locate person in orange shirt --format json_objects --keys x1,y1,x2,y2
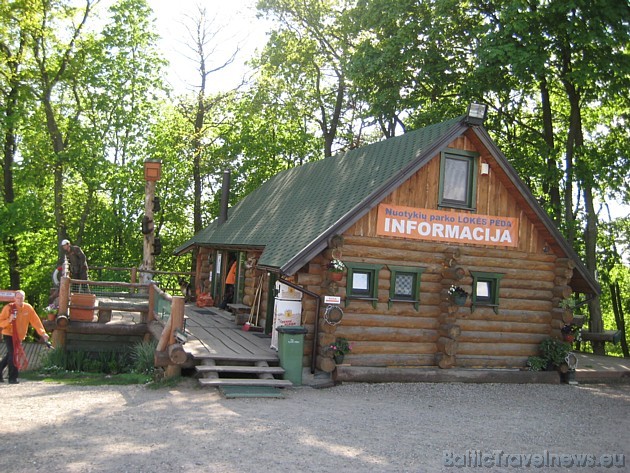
[
  {"x1": 219, "y1": 260, "x2": 237, "y2": 309},
  {"x1": 0, "y1": 290, "x2": 49, "y2": 384}
]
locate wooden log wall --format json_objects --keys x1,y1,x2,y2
[
  {"x1": 550, "y1": 258, "x2": 575, "y2": 334},
  {"x1": 236, "y1": 136, "x2": 572, "y2": 373},
  {"x1": 323, "y1": 235, "x2": 560, "y2": 370},
  {"x1": 436, "y1": 247, "x2": 464, "y2": 368},
  {"x1": 195, "y1": 247, "x2": 213, "y2": 294}
]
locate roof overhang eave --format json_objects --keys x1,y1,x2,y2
[{"x1": 470, "y1": 127, "x2": 601, "y2": 295}]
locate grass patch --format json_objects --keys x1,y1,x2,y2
[
  {"x1": 21, "y1": 371, "x2": 153, "y2": 386},
  {"x1": 22, "y1": 340, "x2": 181, "y2": 388}
]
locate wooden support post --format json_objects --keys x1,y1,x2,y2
[
  {"x1": 51, "y1": 329, "x2": 66, "y2": 348},
  {"x1": 58, "y1": 276, "x2": 70, "y2": 318},
  {"x1": 147, "y1": 283, "x2": 155, "y2": 322},
  {"x1": 168, "y1": 296, "x2": 185, "y2": 345}
]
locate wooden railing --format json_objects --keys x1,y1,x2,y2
[
  {"x1": 90, "y1": 266, "x2": 193, "y2": 295},
  {"x1": 51, "y1": 275, "x2": 189, "y2": 376}
]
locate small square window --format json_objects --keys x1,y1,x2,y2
[
  {"x1": 394, "y1": 273, "x2": 415, "y2": 298},
  {"x1": 471, "y1": 271, "x2": 504, "y2": 314},
  {"x1": 352, "y1": 271, "x2": 372, "y2": 296},
  {"x1": 388, "y1": 265, "x2": 425, "y2": 310},
  {"x1": 475, "y1": 280, "x2": 491, "y2": 300},
  {"x1": 344, "y1": 263, "x2": 382, "y2": 308}
]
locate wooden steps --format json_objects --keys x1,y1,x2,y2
[
  {"x1": 197, "y1": 365, "x2": 285, "y2": 375},
  {"x1": 195, "y1": 358, "x2": 292, "y2": 389},
  {"x1": 199, "y1": 378, "x2": 292, "y2": 388}
]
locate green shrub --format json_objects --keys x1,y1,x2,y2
[
  {"x1": 130, "y1": 339, "x2": 157, "y2": 374},
  {"x1": 527, "y1": 338, "x2": 571, "y2": 371},
  {"x1": 526, "y1": 356, "x2": 547, "y2": 372}
]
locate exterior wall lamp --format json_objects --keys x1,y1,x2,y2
[{"x1": 465, "y1": 103, "x2": 488, "y2": 126}]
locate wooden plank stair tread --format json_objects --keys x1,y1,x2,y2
[
  {"x1": 196, "y1": 365, "x2": 285, "y2": 374},
  {"x1": 198, "y1": 378, "x2": 292, "y2": 387},
  {"x1": 194, "y1": 353, "x2": 279, "y2": 362}
]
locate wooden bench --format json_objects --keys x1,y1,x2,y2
[
  {"x1": 227, "y1": 303, "x2": 251, "y2": 325},
  {"x1": 97, "y1": 301, "x2": 149, "y2": 323},
  {"x1": 66, "y1": 301, "x2": 149, "y2": 323},
  {"x1": 581, "y1": 330, "x2": 622, "y2": 344}
]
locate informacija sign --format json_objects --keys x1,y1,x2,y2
[{"x1": 376, "y1": 204, "x2": 519, "y2": 248}]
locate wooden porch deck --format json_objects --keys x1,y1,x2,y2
[
  {"x1": 182, "y1": 305, "x2": 278, "y2": 362},
  {"x1": 180, "y1": 305, "x2": 292, "y2": 388}
]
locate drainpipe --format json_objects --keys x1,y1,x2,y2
[
  {"x1": 278, "y1": 278, "x2": 321, "y2": 374},
  {"x1": 218, "y1": 169, "x2": 230, "y2": 225}
]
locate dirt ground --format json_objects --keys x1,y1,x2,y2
[{"x1": 0, "y1": 378, "x2": 628, "y2": 472}]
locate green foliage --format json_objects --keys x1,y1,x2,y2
[
  {"x1": 526, "y1": 356, "x2": 547, "y2": 372},
  {"x1": 130, "y1": 339, "x2": 157, "y2": 374},
  {"x1": 21, "y1": 371, "x2": 152, "y2": 386},
  {"x1": 527, "y1": 338, "x2": 572, "y2": 371},
  {"x1": 39, "y1": 347, "x2": 133, "y2": 375},
  {"x1": 328, "y1": 337, "x2": 352, "y2": 356}
]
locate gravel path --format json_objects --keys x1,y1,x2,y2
[{"x1": 0, "y1": 379, "x2": 628, "y2": 472}]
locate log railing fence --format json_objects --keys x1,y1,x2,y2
[{"x1": 49, "y1": 273, "x2": 188, "y2": 377}]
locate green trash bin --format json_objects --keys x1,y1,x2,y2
[{"x1": 276, "y1": 326, "x2": 308, "y2": 385}]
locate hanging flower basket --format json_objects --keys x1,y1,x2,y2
[
  {"x1": 329, "y1": 337, "x2": 352, "y2": 365},
  {"x1": 326, "y1": 258, "x2": 345, "y2": 281},
  {"x1": 329, "y1": 271, "x2": 343, "y2": 281},
  {"x1": 448, "y1": 285, "x2": 468, "y2": 306}
]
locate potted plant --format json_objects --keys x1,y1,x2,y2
[
  {"x1": 329, "y1": 337, "x2": 352, "y2": 364},
  {"x1": 326, "y1": 258, "x2": 345, "y2": 281},
  {"x1": 561, "y1": 323, "x2": 580, "y2": 343},
  {"x1": 528, "y1": 337, "x2": 571, "y2": 371},
  {"x1": 44, "y1": 305, "x2": 58, "y2": 321},
  {"x1": 448, "y1": 285, "x2": 468, "y2": 306}
]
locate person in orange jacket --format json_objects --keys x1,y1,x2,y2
[
  {"x1": 0, "y1": 290, "x2": 49, "y2": 384},
  {"x1": 219, "y1": 260, "x2": 237, "y2": 309}
]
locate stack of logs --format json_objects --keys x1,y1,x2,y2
[
  {"x1": 551, "y1": 258, "x2": 576, "y2": 334},
  {"x1": 436, "y1": 247, "x2": 465, "y2": 369},
  {"x1": 317, "y1": 250, "x2": 342, "y2": 373}
]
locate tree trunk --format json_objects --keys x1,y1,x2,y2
[{"x1": 610, "y1": 282, "x2": 629, "y2": 357}]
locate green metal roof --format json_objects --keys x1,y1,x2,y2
[
  {"x1": 174, "y1": 113, "x2": 599, "y2": 294},
  {"x1": 175, "y1": 116, "x2": 467, "y2": 273}
]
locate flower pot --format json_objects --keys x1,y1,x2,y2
[
  {"x1": 47, "y1": 313, "x2": 56, "y2": 321},
  {"x1": 562, "y1": 334, "x2": 575, "y2": 343},
  {"x1": 333, "y1": 354, "x2": 345, "y2": 365},
  {"x1": 451, "y1": 294, "x2": 467, "y2": 306},
  {"x1": 70, "y1": 293, "x2": 96, "y2": 322},
  {"x1": 329, "y1": 271, "x2": 343, "y2": 282}
]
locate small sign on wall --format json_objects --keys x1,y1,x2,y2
[{"x1": 324, "y1": 296, "x2": 341, "y2": 305}]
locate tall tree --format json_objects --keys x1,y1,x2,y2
[
  {"x1": 474, "y1": 0, "x2": 630, "y2": 353},
  {"x1": 0, "y1": 0, "x2": 32, "y2": 288},
  {"x1": 177, "y1": 6, "x2": 238, "y2": 236},
  {"x1": 256, "y1": 0, "x2": 356, "y2": 157}
]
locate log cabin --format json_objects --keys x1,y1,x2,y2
[{"x1": 175, "y1": 107, "x2": 600, "y2": 381}]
